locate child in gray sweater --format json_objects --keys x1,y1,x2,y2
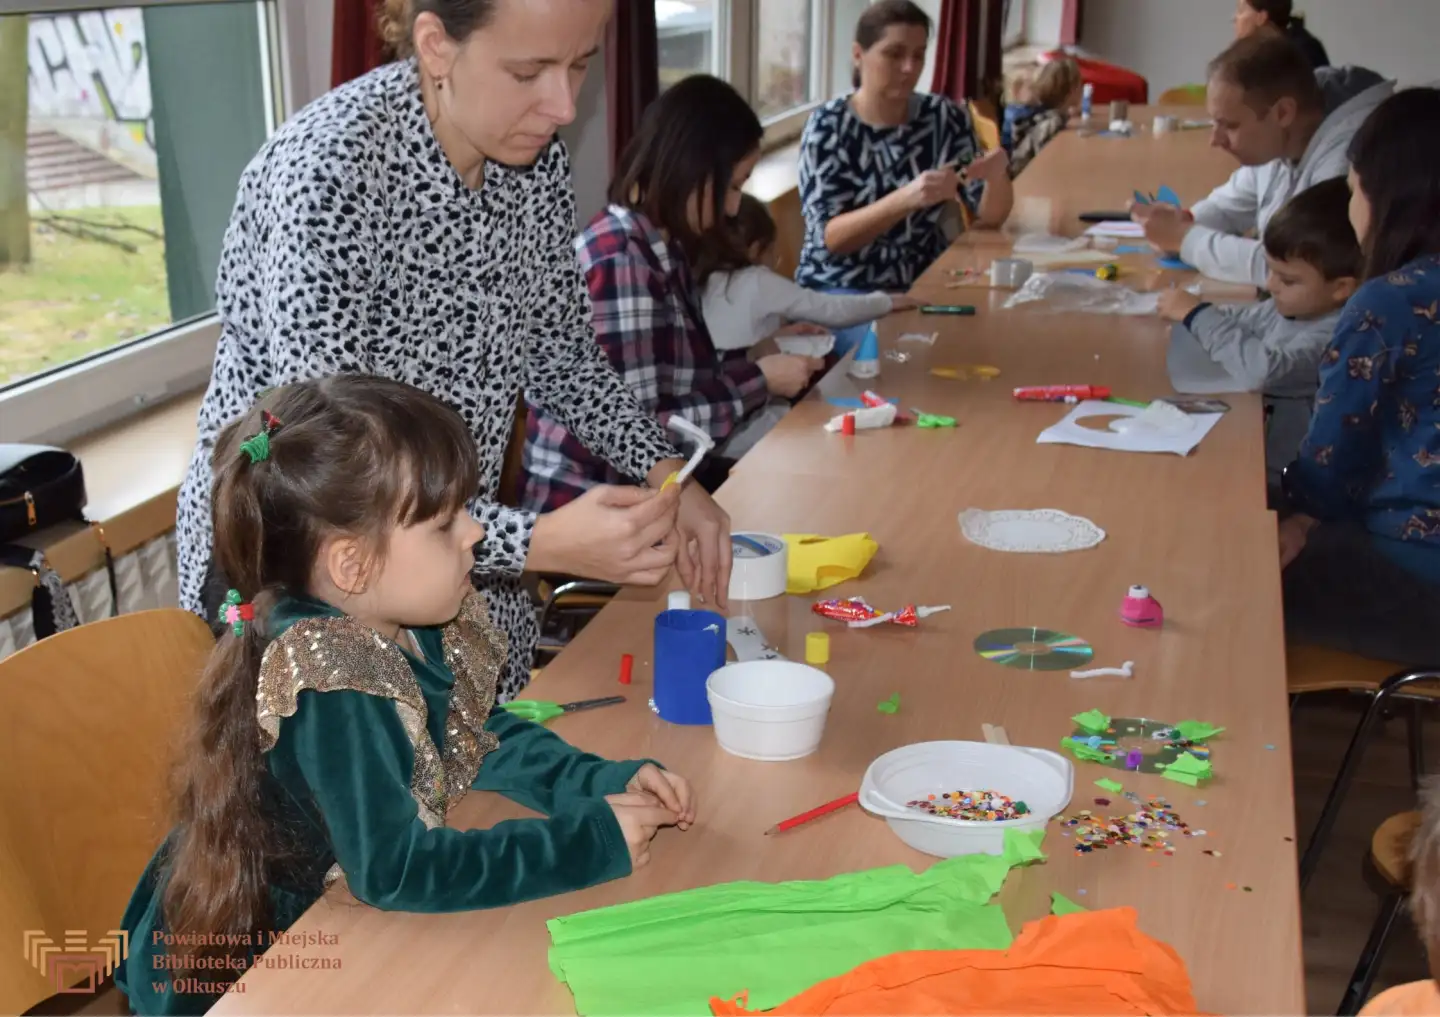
[{"x1": 1158, "y1": 177, "x2": 1360, "y2": 480}]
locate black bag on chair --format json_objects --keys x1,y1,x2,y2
[{"x1": 0, "y1": 444, "x2": 118, "y2": 640}]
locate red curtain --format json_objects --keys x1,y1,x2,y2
[
  {"x1": 931, "y1": 0, "x2": 1002, "y2": 104},
  {"x1": 1060, "y1": 0, "x2": 1084, "y2": 46},
  {"x1": 332, "y1": 0, "x2": 388, "y2": 89},
  {"x1": 605, "y1": 0, "x2": 659, "y2": 177}
]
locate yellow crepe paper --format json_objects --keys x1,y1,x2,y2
[{"x1": 781, "y1": 533, "x2": 879, "y2": 594}]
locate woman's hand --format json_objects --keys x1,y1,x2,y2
[
  {"x1": 529, "y1": 483, "x2": 680, "y2": 584},
  {"x1": 627, "y1": 764, "x2": 696, "y2": 830},
  {"x1": 758, "y1": 354, "x2": 824, "y2": 398},
  {"x1": 1157, "y1": 289, "x2": 1202, "y2": 322},
  {"x1": 604, "y1": 791, "x2": 678, "y2": 870},
  {"x1": 901, "y1": 167, "x2": 960, "y2": 212},
  {"x1": 962, "y1": 148, "x2": 1010, "y2": 184},
  {"x1": 1279, "y1": 514, "x2": 1319, "y2": 568},
  {"x1": 1135, "y1": 202, "x2": 1192, "y2": 254},
  {"x1": 673, "y1": 483, "x2": 732, "y2": 609},
  {"x1": 772, "y1": 321, "x2": 831, "y2": 338}
]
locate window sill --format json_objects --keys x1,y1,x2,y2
[
  {"x1": 0, "y1": 390, "x2": 202, "y2": 619},
  {"x1": 745, "y1": 141, "x2": 802, "y2": 204}
]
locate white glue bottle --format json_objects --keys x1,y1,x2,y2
[{"x1": 848, "y1": 323, "x2": 881, "y2": 380}]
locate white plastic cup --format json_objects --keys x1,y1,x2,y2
[{"x1": 706, "y1": 660, "x2": 835, "y2": 761}]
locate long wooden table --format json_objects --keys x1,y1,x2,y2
[{"x1": 213, "y1": 112, "x2": 1305, "y2": 1014}]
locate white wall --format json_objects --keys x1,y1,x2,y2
[
  {"x1": 558, "y1": 46, "x2": 610, "y2": 225},
  {"x1": 1024, "y1": 0, "x2": 1065, "y2": 49},
  {"x1": 1080, "y1": 0, "x2": 1439, "y2": 98},
  {"x1": 279, "y1": 0, "x2": 334, "y2": 115}
]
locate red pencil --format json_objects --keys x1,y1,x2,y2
[{"x1": 763, "y1": 791, "x2": 860, "y2": 836}]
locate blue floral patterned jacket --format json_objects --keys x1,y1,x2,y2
[{"x1": 1291, "y1": 253, "x2": 1440, "y2": 582}]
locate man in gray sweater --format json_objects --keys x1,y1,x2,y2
[{"x1": 1136, "y1": 33, "x2": 1390, "y2": 288}]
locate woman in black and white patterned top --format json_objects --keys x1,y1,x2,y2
[
  {"x1": 795, "y1": 0, "x2": 1013, "y2": 353},
  {"x1": 178, "y1": 0, "x2": 733, "y2": 700}
]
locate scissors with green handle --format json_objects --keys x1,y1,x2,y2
[{"x1": 499, "y1": 695, "x2": 626, "y2": 724}]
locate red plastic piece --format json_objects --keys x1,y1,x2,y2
[
  {"x1": 1119, "y1": 586, "x2": 1164, "y2": 629},
  {"x1": 1039, "y1": 52, "x2": 1149, "y2": 105},
  {"x1": 618, "y1": 653, "x2": 634, "y2": 685}
]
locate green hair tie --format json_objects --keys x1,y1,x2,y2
[{"x1": 238, "y1": 410, "x2": 282, "y2": 464}]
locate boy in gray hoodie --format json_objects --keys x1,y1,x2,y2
[
  {"x1": 1158, "y1": 177, "x2": 1360, "y2": 482},
  {"x1": 1136, "y1": 33, "x2": 1390, "y2": 288}
]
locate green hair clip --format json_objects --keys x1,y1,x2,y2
[
  {"x1": 217, "y1": 589, "x2": 255, "y2": 637},
  {"x1": 239, "y1": 410, "x2": 282, "y2": 464}
]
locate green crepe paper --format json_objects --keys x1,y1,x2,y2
[
  {"x1": 1094, "y1": 778, "x2": 1124, "y2": 794},
  {"x1": 1061, "y1": 738, "x2": 1114, "y2": 764},
  {"x1": 1173, "y1": 720, "x2": 1225, "y2": 742},
  {"x1": 1051, "y1": 891, "x2": 1089, "y2": 916},
  {"x1": 1071, "y1": 709, "x2": 1111, "y2": 735},
  {"x1": 877, "y1": 693, "x2": 901, "y2": 715},
  {"x1": 547, "y1": 829, "x2": 1047, "y2": 1016},
  {"x1": 1160, "y1": 751, "x2": 1213, "y2": 787}
]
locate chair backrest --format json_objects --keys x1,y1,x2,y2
[
  {"x1": 0, "y1": 609, "x2": 213, "y2": 1014},
  {"x1": 969, "y1": 100, "x2": 1002, "y2": 152}
]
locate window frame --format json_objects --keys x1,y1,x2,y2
[
  {"x1": 731, "y1": 0, "x2": 834, "y2": 149},
  {"x1": 1, "y1": 0, "x2": 324, "y2": 446}
]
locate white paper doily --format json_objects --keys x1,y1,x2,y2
[{"x1": 959, "y1": 508, "x2": 1106, "y2": 553}]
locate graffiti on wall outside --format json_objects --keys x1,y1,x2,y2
[{"x1": 28, "y1": 8, "x2": 153, "y2": 150}]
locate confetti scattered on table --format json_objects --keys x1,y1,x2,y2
[
  {"x1": 907, "y1": 790, "x2": 1030, "y2": 821},
  {"x1": 1095, "y1": 778, "x2": 1125, "y2": 794},
  {"x1": 1056, "y1": 797, "x2": 1195, "y2": 857},
  {"x1": 1265, "y1": 744, "x2": 1276, "y2": 751},
  {"x1": 877, "y1": 693, "x2": 901, "y2": 715}
]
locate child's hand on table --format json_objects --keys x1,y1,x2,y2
[
  {"x1": 1156, "y1": 288, "x2": 1202, "y2": 322},
  {"x1": 605, "y1": 791, "x2": 679, "y2": 871},
  {"x1": 627, "y1": 763, "x2": 696, "y2": 830}
]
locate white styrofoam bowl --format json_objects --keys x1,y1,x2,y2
[
  {"x1": 859, "y1": 741, "x2": 1073, "y2": 857},
  {"x1": 705, "y1": 660, "x2": 835, "y2": 761}
]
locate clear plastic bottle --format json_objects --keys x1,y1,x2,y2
[{"x1": 1080, "y1": 82, "x2": 1094, "y2": 122}]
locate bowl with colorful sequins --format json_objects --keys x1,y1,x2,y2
[{"x1": 858, "y1": 741, "x2": 1073, "y2": 857}]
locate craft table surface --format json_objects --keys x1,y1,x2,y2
[
  {"x1": 733, "y1": 108, "x2": 1264, "y2": 510},
  {"x1": 211, "y1": 110, "x2": 1304, "y2": 1015}
]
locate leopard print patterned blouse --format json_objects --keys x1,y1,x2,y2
[{"x1": 176, "y1": 60, "x2": 675, "y2": 699}]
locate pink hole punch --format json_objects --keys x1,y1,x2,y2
[{"x1": 1119, "y1": 585, "x2": 1163, "y2": 629}]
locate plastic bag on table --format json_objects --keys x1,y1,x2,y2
[{"x1": 1001, "y1": 272, "x2": 1198, "y2": 316}]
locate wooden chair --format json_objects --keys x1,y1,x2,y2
[
  {"x1": 968, "y1": 100, "x2": 1002, "y2": 153},
  {"x1": 1289, "y1": 642, "x2": 1440, "y2": 890},
  {"x1": 1338, "y1": 811, "x2": 1422, "y2": 1014},
  {"x1": 0, "y1": 609, "x2": 213, "y2": 1014}
]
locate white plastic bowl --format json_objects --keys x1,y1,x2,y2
[
  {"x1": 705, "y1": 660, "x2": 835, "y2": 761},
  {"x1": 859, "y1": 741, "x2": 1073, "y2": 857}
]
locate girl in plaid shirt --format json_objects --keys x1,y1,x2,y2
[{"x1": 523, "y1": 76, "x2": 823, "y2": 510}]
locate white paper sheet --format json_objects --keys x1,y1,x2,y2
[
  {"x1": 1084, "y1": 221, "x2": 1145, "y2": 238},
  {"x1": 1036, "y1": 400, "x2": 1223, "y2": 456}
]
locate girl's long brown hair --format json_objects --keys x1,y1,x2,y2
[{"x1": 161, "y1": 376, "x2": 478, "y2": 968}]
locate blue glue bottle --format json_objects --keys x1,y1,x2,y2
[
  {"x1": 1080, "y1": 82, "x2": 1094, "y2": 122},
  {"x1": 848, "y1": 323, "x2": 880, "y2": 380}
]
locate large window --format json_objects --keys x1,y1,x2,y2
[
  {"x1": 753, "y1": 0, "x2": 815, "y2": 120},
  {"x1": 656, "y1": 0, "x2": 943, "y2": 146},
  {"x1": 1, "y1": 1, "x2": 284, "y2": 445}
]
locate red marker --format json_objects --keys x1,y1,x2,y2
[
  {"x1": 1013, "y1": 385, "x2": 1111, "y2": 402},
  {"x1": 618, "y1": 653, "x2": 634, "y2": 685}
]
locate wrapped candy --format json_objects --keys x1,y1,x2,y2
[{"x1": 812, "y1": 598, "x2": 952, "y2": 629}]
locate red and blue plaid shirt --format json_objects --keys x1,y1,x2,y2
[{"x1": 522, "y1": 204, "x2": 769, "y2": 512}]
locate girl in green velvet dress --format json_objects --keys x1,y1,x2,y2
[{"x1": 115, "y1": 376, "x2": 695, "y2": 1016}]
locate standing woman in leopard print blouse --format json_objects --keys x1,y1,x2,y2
[{"x1": 178, "y1": 0, "x2": 732, "y2": 700}]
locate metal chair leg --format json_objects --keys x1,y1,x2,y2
[
  {"x1": 1408, "y1": 699, "x2": 1427, "y2": 792},
  {"x1": 1301, "y1": 690, "x2": 1388, "y2": 890},
  {"x1": 1301, "y1": 670, "x2": 1440, "y2": 890},
  {"x1": 1337, "y1": 891, "x2": 1406, "y2": 1015}
]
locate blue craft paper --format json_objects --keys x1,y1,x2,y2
[
  {"x1": 1156, "y1": 185, "x2": 1181, "y2": 206},
  {"x1": 827, "y1": 397, "x2": 897, "y2": 409},
  {"x1": 1158, "y1": 256, "x2": 1194, "y2": 270},
  {"x1": 1114, "y1": 244, "x2": 1149, "y2": 254}
]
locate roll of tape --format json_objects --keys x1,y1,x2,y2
[{"x1": 729, "y1": 532, "x2": 788, "y2": 601}]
